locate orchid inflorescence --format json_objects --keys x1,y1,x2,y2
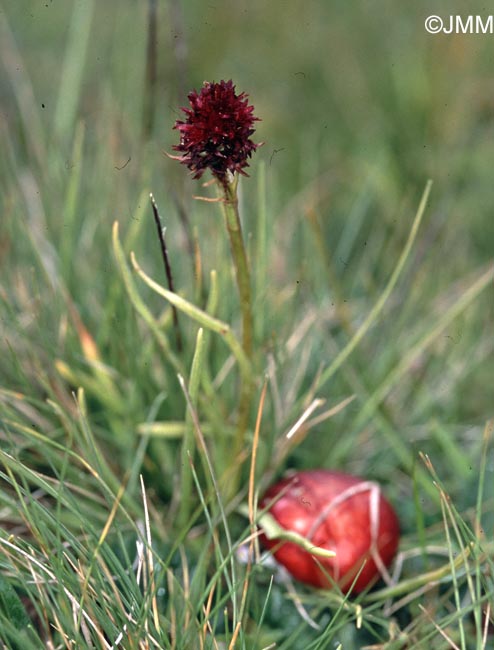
[{"x1": 172, "y1": 79, "x2": 261, "y2": 182}]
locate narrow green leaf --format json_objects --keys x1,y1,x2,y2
[
  {"x1": 112, "y1": 221, "x2": 184, "y2": 375},
  {"x1": 131, "y1": 250, "x2": 253, "y2": 382},
  {"x1": 179, "y1": 327, "x2": 206, "y2": 527}
]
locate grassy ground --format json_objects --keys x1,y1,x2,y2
[{"x1": 1, "y1": 1, "x2": 493, "y2": 648}]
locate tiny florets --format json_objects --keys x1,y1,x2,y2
[{"x1": 172, "y1": 79, "x2": 260, "y2": 180}]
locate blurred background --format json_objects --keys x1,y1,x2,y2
[{"x1": 3, "y1": 0, "x2": 494, "y2": 286}]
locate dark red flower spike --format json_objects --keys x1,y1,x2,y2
[{"x1": 172, "y1": 79, "x2": 261, "y2": 181}]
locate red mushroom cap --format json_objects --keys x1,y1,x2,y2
[{"x1": 259, "y1": 470, "x2": 400, "y2": 593}]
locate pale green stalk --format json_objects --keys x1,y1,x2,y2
[
  {"x1": 216, "y1": 175, "x2": 255, "y2": 467},
  {"x1": 178, "y1": 327, "x2": 206, "y2": 529},
  {"x1": 217, "y1": 175, "x2": 253, "y2": 360}
]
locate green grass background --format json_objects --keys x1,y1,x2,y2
[{"x1": 1, "y1": 1, "x2": 493, "y2": 648}]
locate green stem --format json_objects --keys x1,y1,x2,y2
[
  {"x1": 217, "y1": 175, "x2": 255, "y2": 471},
  {"x1": 218, "y1": 176, "x2": 253, "y2": 359}
]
